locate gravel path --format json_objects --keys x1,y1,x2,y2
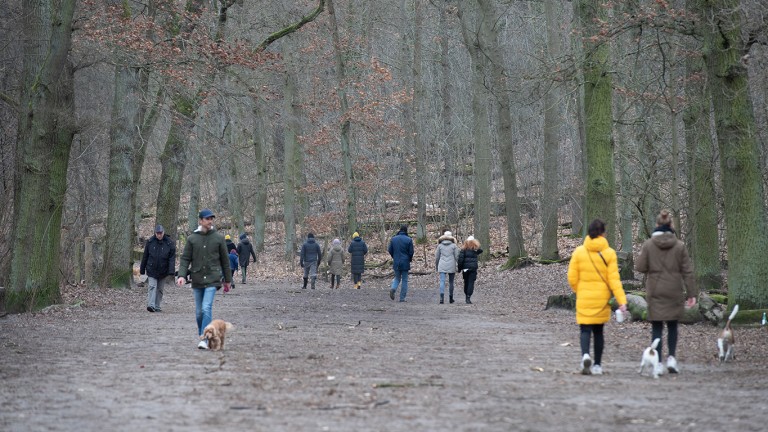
[{"x1": 2, "y1": 263, "x2": 767, "y2": 431}]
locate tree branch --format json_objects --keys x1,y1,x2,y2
[
  {"x1": 0, "y1": 90, "x2": 19, "y2": 111},
  {"x1": 255, "y1": 0, "x2": 325, "y2": 53}
]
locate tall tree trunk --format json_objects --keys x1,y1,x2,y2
[
  {"x1": 102, "y1": 65, "x2": 147, "y2": 288},
  {"x1": 682, "y1": 16, "x2": 721, "y2": 291},
  {"x1": 410, "y1": 0, "x2": 427, "y2": 242},
  {"x1": 439, "y1": 3, "x2": 460, "y2": 226},
  {"x1": 570, "y1": 0, "x2": 586, "y2": 237},
  {"x1": 698, "y1": 0, "x2": 768, "y2": 308},
  {"x1": 540, "y1": 0, "x2": 563, "y2": 261},
  {"x1": 7, "y1": 0, "x2": 76, "y2": 312},
  {"x1": 283, "y1": 47, "x2": 300, "y2": 261},
  {"x1": 251, "y1": 104, "x2": 269, "y2": 253},
  {"x1": 577, "y1": 0, "x2": 616, "y2": 244},
  {"x1": 155, "y1": 97, "x2": 197, "y2": 243},
  {"x1": 458, "y1": 1, "x2": 491, "y2": 260},
  {"x1": 476, "y1": 0, "x2": 526, "y2": 267},
  {"x1": 327, "y1": 0, "x2": 358, "y2": 235}
]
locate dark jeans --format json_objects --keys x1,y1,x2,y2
[
  {"x1": 651, "y1": 320, "x2": 678, "y2": 360},
  {"x1": 352, "y1": 273, "x2": 362, "y2": 284},
  {"x1": 580, "y1": 324, "x2": 605, "y2": 365},
  {"x1": 462, "y1": 270, "x2": 477, "y2": 297}
]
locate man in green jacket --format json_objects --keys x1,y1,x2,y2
[{"x1": 176, "y1": 208, "x2": 232, "y2": 350}]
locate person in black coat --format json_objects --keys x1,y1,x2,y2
[
  {"x1": 347, "y1": 232, "x2": 368, "y2": 289},
  {"x1": 457, "y1": 235, "x2": 483, "y2": 304},
  {"x1": 300, "y1": 232, "x2": 322, "y2": 289},
  {"x1": 140, "y1": 224, "x2": 176, "y2": 312},
  {"x1": 236, "y1": 233, "x2": 257, "y2": 284},
  {"x1": 225, "y1": 235, "x2": 237, "y2": 257}
]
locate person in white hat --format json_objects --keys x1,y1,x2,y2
[{"x1": 435, "y1": 231, "x2": 459, "y2": 304}]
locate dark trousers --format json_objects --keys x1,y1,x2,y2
[
  {"x1": 580, "y1": 324, "x2": 605, "y2": 365},
  {"x1": 651, "y1": 320, "x2": 678, "y2": 360},
  {"x1": 462, "y1": 270, "x2": 477, "y2": 297},
  {"x1": 352, "y1": 273, "x2": 362, "y2": 284}
]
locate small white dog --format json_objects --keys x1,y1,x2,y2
[
  {"x1": 639, "y1": 338, "x2": 662, "y2": 378},
  {"x1": 717, "y1": 304, "x2": 739, "y2": 363}
]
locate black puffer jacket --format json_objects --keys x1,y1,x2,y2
[
  {"x1": 140, "y1": 235, "x2": 176, "y2": 278},
  {"x1": 457, "y1": 247, "x2": 483, "y2": 272},
  {"x1": 347, "y1": 237, "x2": 368, "y2": 274}
]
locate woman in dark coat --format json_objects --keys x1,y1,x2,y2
[
  {"x1": 457, "y1": 235, "x2": 482, "y2": 304},
  {"x1": 347, "y1": 232, "x2": 368, "y2": 289}
]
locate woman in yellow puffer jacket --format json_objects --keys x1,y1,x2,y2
[{"x1": 568, "y1": 219, "x2": 628, "y2": 375}]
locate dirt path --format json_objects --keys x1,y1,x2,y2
[{"x1": 2, "y1": 269, "x2": 767, "y2": 431}]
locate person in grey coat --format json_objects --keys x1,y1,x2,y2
[
  {"x1": 435, "y1": 231, "x2": 459, "y2": 304},
  {"x1": 300, "y1": 232, "x2": 322, "y2": 289},
  {"x1": 348, "y1": 232, "x2": 368, "y2": 289},
  {"x1": 326, "y1": 238, "x2": 345, "y2": 289}
]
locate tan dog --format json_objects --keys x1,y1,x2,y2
[
  {"x1": 201, "y1": 319, "x2": 234, "y2": 351},
  {"x1": 717, "y1": 305, "x2": 739, "y2": 363}
]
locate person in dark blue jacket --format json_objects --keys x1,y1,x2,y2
[
  {"x1": 300, "y1": 232, "x2": 322, "y2": 289},
  {"x1": 140, "y1": 224, "x2": 176, "y2": 312},
  {"x1": 387, "y1": 225, "x2": 414, "y2": 302},
  {"x1": 348, "y1": 232, "x2": 368, "y2": 289},
  {"x1": 457, "y1": 235, "x2": 483, "y2": 304},
  {"x1": 228, "y1": 249, "x2": 239, "y2": 290}
]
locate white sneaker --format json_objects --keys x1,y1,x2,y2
[
  {"x1": 197, "y1": 339, "x2": 208, "y2": 350},
  {"x1": 590, "y1": 364, "x2": 603, "y2": 375},
  {"x1": 666, "y1": 356, "x2": 678, "y2": 374},
  {"x1": 654, "y1": 363, "x2": 665, "y2": 377},
  {"x1": 580, "y1": 353, "x2": 592, "y2": 375}
]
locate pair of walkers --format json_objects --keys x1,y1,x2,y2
[
  {"x1": 300, "y1": 232, "x2": 370, "y2": 290},
  {"x1": 224, "y1": 233, "x2": 256, "y2": 285},
  {"x1": 434, "y1": 231, "x2": 483, "y2": 304},
  {"x1": 568, "y1": 215, "x2": 698, "y2": 375}
]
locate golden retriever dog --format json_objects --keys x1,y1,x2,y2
[{"x1": 201, "y1": 319, "x2": 234, "y2": 351}]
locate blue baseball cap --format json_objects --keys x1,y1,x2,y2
[{"x1": 198, "y1": 209, "x2": 215, "y2": 219}]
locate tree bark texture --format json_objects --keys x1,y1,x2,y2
[
  {"x1": 327, "y1": 0, "x2": 358, "y2": 236},
  {"x1": 458, "y1": 1, "x2": 491, "y2": 260},
  {"x1": 8, "y1": 0, "x2": 76, "y2": 312},
  {"x1": 540, "y1": 0, "x2": 563, "y2": 261},
  {"x1": 476, "y1": 0, "x2": 526, "y2": 265},
  {"x1": 578, "y1": 0, "x2": 617, "y2": 244},
  {"x1": 699, "y1": 0, "x2": 768, "y2": 308},
  {"x1": 683, "y1": 43, "x2": 721, "y2": 291},
  {"x1": 103, "y1": 66, "x2": 146, "y2": 288}
]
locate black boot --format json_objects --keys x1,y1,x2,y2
[
  {"x1": 311, "y1": 277, "x2": 316, "y2": 289},
  {"x1": 330, "y1": 277, "x2": 335, "y2": 289},
  {"x1": 439, "y1": 294, "x2": 444, "y2": 304},
  {"x1": 466, "y1": 295, "x2": 472, "y2": 304},
  {"x1": 449, "y1": 286, "x2": 455, "y2": 303},
  {"x1": 303, "y1": 278, "x2": 308, "y2": 289}
]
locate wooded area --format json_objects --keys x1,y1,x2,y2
[{"x1": 1, "y1": 0, "x2": 768, "y2": 313}]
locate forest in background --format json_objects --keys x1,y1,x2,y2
[{"x1": 1, "y1": 0, "x2": 768, "y2": 313}]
